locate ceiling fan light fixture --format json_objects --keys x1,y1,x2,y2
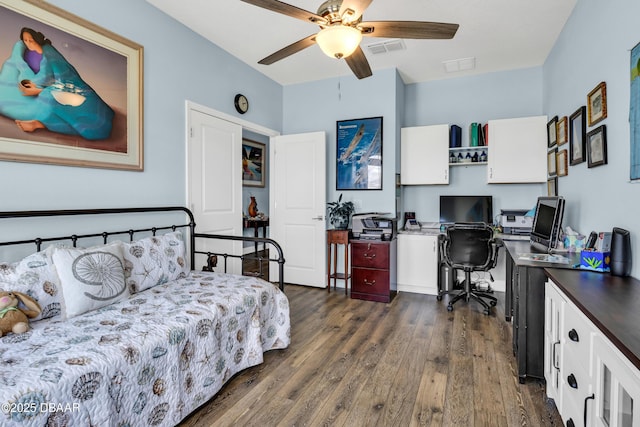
[{"x1": 316, "y1": 25, "x2": 362, "y2": 59}]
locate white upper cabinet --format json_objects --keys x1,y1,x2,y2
[
  {"x1": 487, "y1": 116, "x2": 548, "y2": 183},
  {"x1": 401, "y1": 125, "x2": 449, "y2": 185}
]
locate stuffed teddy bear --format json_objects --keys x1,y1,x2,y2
[{"x1": 0, "y1": 291, "x2": 42, "y2": 337}]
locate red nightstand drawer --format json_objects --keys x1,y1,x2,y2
[{"x1": 351, "y1": 241, "x2": 389, "y2": 269}]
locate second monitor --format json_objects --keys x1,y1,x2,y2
[{"x1": 439, "y1": 195, "x2": 493, "y2": 225}]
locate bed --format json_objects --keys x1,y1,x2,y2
[{"x1": 0, "y1": 207, "x2": 290, "y2": 426}]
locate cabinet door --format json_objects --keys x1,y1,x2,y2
[
  {"x1": 401, "y1": 125, "x2": 449, "y2": 185},
  {"x1": 592, "y1": 334, "x2": 640, "y2": 427},
  {"x1": 397, "y1": 233, "x2": 439, "y2": 295},
  {"x1": 544, "y1": 281, "x2": 565, "y2": 405},
  {"x1": 487, "y1": 116, "x2": 548, "y2": 183}
]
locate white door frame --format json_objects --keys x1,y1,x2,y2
[{"x1": 184, "y1": 100, "x2": 279, "y2": 262}]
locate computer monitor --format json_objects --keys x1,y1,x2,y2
[
  {"x1": 530, "y1": 196, "x2": 565, "y2": 252},
  {"x1": 439, "y1": 195, "x2": 493, "y2": 225}
]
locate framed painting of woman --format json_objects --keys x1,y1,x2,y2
[{"x1": 0, "y1": 0, "x2": 143, "y2": 170}]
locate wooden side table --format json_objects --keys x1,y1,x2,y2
[
  {"x1": 243, "y1": 217, "x2": 269, "y2": 255},
  {"x1": 327, "y1": 229, "x2": 351, "y2": 294}
]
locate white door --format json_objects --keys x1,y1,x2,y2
[
  {"x1": 187, "y1": 108, "x2": 243, "y2": 273},
  {"x1": 269, "y1": 132, "x2": 326, "y2": 286}
]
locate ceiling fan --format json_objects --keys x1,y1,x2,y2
[{"x1": 241, "y1": 0, "x2": 459, "y2": 79}]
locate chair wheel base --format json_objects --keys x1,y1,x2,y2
[
  {"x1": 483, "y1": 309, "x2": 490, "y2": 315},
  {"x1": 447, "y1": 304, "x2": 453, "y2": 312},
  {"x1": 490, "y1": 300, "x2": 497, "y2": 307},
  {"x1": 436, "y1": 295, "x2": 443, "y2": 301}
]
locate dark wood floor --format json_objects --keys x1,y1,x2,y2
[{"x1": 179, "y1": 282, "x2": 563, "y2": 426}]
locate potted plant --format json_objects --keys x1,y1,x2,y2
[{"x1": 327, "y1": 193, "x2": 355, "y2": 229}]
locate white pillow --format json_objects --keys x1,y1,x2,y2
[
  {"x1": 0, "y1": 247, "x2": 64, "y2": 322},
  {"x1": 122, "y1": 231, "x2": 189, "y2": 293},
  {"x1": 51, "y1": 243, "x2": 129, "y2": 319}
]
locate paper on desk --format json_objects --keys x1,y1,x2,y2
[{"x1": 518, "y1": 253, "x2": 571, "y2": 264}]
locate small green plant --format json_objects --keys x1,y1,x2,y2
[
  {"x1": 327, "y1": 193, "x2": 355, "y2": 229},
  {"x1": 583, "y1": 256, "x2": 602, "y2": 269}
]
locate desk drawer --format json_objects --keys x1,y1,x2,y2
[
  {"x1": 352, "y1": 267, "x2": 389, "y2": 296},
  {"x1": 351, "y1": 241, "x2": 389, "y2": 269},
  {"x1": 563, "y1": 301, "x2": 596, "y2": 373}
]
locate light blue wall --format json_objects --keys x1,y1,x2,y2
[
  {"x1": 1, "y1": 0, "x2": 283, "y2": 213},
  {"x1": 282, "y1": 68, "x2": 400, "y2": 217},
  {"x1": 402, "y1": 67, "x2": 546, "y2": 223},
  {"x1": 543, "y1": 0, "x2": 640, "y2": 277}
]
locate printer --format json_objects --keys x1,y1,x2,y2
[
  {"x1": 351, "y1": 213, "x2": 397, "y2": 240},
  {"x1": 499, "y1": 209, "x2": 533, "y2": 235}
]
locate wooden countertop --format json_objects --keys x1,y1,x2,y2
[
  {"x1": 545, "y1": 268, "x2": 640, "y2": 371},
  {"x1": 503, "y1": 240, "x2": 640, "y2": 370}
]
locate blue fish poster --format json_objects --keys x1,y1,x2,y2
[{"x1": 336, "y1": 116, "x2": 382, "y2": 190}]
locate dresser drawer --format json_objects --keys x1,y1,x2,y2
[
  {"x1": 351, "y1": 241, "x2": 389, "y2": 269},
  {"x1": 352, "y1": 267, "x2": 389, "y2": 296},
  {"x1": 563, "y1": 300, "x2": 596, "y2": 373}
]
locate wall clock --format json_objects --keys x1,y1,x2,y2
[{"x1": 234, "y1": 94, "x2": 249, "y2": 114}]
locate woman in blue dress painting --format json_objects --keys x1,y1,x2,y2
[{"x1": 0, "y1": 27, "x2": 114, "y2": 140}]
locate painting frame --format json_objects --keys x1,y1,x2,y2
[
  {"x1": 556, "y1": 149, "x2": 568, "y2": 177},
  {"x1": 0, "y1": 0, "x2": 144, "y2": 171},
  {"x1": 336, "y1": 116, "x2": 383, "y2": 190},
  {"x1": 569, "y1": 106, "x2": 587, "y2": 165},
  {"x1": 548, "y1": 147, "x2": 557, "y2": 177},
  {"x1": 547, "y1": 177, "x2": 558, "y2": 197},
  {"x1": 587, "y1": 81, "x2": 607, "y2": 127},
  {"x1": 547, "y1": 116, "x2": 558, "y2": 148},
  {"x1": 587, "y1": 125, "x2": 608, "y2": 168},
  {"x1": 557, "y1": 116, "x2": 568, "y2": 146},
  {"x1": 242, "y1": 139, "x2": 266, "y2": 187}
]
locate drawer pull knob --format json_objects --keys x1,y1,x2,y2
[
  {"x1": 567, "y1": 373, "x2": 578, "y2": 389},
  {"x1": 363, "y1": 253, "x2": 376, "y2": 260},
  {"x1": 364, "y1": 279, "x2": 376, "y2": 286},
  {"x1": 566, "y1": 419, "x2": 575, "y2": 427},
  {"x1": 568, "y1": 329, "x2": 579, "y2": 342}
]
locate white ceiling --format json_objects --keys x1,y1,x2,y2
[{"x1": 146, "y1": 0, "x2": 577, "y2": 86}]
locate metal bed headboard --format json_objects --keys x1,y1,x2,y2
[{"x1": 0, "y1": 206, "x2": 285, "y2": 290}]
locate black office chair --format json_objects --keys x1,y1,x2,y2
[{"x1": 439, "y1": 222, "x2": 500, "y2": 315}]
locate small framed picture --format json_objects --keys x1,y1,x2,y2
[
  {"x1": 557, "y1": 149, "x2": 568, "y2": 176},
  {"x1": 587, "y1": 82, "x2": 607, "y2": 126},
  {"x1": 587, "y1": 125, "x2": 608, "y2": 168},
  {"x1": 547, "y1": 177, "x2": 558, "y2": 196},
  {"x1": 242, "y1": 139, "x2": 266, "y2": 187},
  {"x1": 569, "y1": 106, "x2": 587, "y2": 165},
  {"x1": 548, "y1": 147, "x2": 558, "y2": 176},
  {"x1": 557, "y1": 116, "x2": 568, "y2": 145},
  {"x1": 547, "y1": 116, "x2": 558, "y2": 147}
]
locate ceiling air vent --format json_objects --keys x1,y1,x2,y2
[
  {"x1": 443, "y1": 57, "x2": 476, "y2": 73},
  {"x1": 366, "y1": 39, "x2": 406, "y2": 55}
]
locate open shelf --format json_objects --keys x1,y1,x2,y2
[{"x1": 449, "y1": 146, "x2": 488, "y2": 166}]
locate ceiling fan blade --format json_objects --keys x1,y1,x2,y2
[
  {"x1": 345, "y1": 47, "x2": 372, "y2": 80},
  {"x1": 339, "y1": 0, "x2": 373, "y2": 23},
  {"x1": 258, "y1": 34, "x2": 317, "y2": 65},
  {"x1": 359, "y1": 21, "x2": 459, "y2": 39},
  {"x1": 240, "y1": 0, "x2": 327, "y2": 25}
]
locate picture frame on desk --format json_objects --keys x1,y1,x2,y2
[
  {"x1": 548, "y1": 147, "x2": 558, "y2": 176},
  {"x1": 547, "y1": 177, "x2": 558, "y2": 196},
  {"x1": 569, "y1": 106, "x2": 587, "y2": 165},
  {"x1": 588, "y1": 82, "x2": 607, "y2": 126},
  {"x1": 547, "y1": 116, "x2": 558, "y2": 148},
  {"x1": 587, "y1": 125, "x2": 608, "y2": 168}
]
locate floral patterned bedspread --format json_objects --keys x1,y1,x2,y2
[{"x1": 0, "y1": 271, "x2": 290, "y2": 426}]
